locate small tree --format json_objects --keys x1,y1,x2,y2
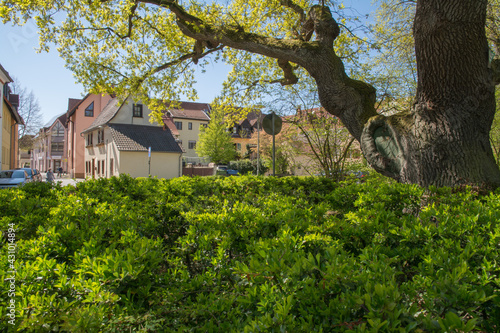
[
  {"x1": 196, "y1": 110, "x2": 236, "y2": 165},
  {"x1": 286, "y1": 108, "x2": 358, "y2": 180}
]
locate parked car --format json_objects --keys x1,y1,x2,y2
[
  {"x1": 226, "y1": 169, "x2": 239, "y2": 176},
  {"x1": 0, "y1": 169, "x2": 30, "y2": 189},
  {"x1": 215, "y1": 165, "x2": 228, "y2": 176},
  {"x1": 15, "y1": 167, "x2": 37, "y2": 182}
]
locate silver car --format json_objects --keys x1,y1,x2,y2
[{"x1": 0, "y1": 169, "x2": 30, "y2": 189}]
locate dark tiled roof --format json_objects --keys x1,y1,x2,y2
[
  {"x1": 83, "y1": 98, "x2": 121, "y2": 133},
  {"x1": 109, "y1": 123, "x2": 183, "y2": 153},
  {"x1": 67, "y1": 98, "x2": 81, "y2": 112},
  {"x1": 57, "y1": 113, "x2": 67, "y2": 127}
]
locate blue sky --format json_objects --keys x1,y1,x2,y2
[{"x1": 0, "y1": 1, "x2": 376, "y2": 125}]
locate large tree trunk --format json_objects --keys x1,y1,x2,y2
[{"x1": 358, "y1": 0, "x2": 500, "y2": 187}]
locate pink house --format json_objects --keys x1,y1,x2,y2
[
  {"x1": 31, "y1": 113, "x2": 68, "y2": 172},
  {"x1": 66, "y1": 94, "x2": 113, "y2": 178}
]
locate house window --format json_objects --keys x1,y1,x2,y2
[
  {"x1": 97, "y1": 129, "x2": 105, "y2": 144},
  {"x1": 110, "y1": 158, "x2": 114, "y2": 176},
  {"x1": 85, "y1": 102, "x2": 94, "y2": 117},
  {"x1": 188, "y1": 122, "x2": 193, "y2": 130},
  {"x1": 175, "y1": 121, "x2": 183, "y2": 130},
  {"x1": 188, "y1": 141, "x2": 196, "y2": 149},
  {"x1": 133, "y1": 104, "x2": 143, "y2": 117},
  {"x1": 236, "y1": 143, "x2": 242, "y2": 151},
  {"x1": 86, "y1": 133, "x2": 93, "y2": 146},
  {"x1": 233, "y1": 126, "x2": 237, "y2": 134},
  {"x1": 101, "y1": 160, "x2": 105, "y2": 175},
  {"x1": 51, "y1": 142, "x2": 64, "y2": 153}
]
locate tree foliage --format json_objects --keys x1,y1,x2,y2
[{"x1": 195, "y1": 109, "x2": 236, "y2": 164}]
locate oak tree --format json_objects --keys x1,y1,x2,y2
[{"x1": 2, "y1": 0, "x2": 499, "y2": 186}]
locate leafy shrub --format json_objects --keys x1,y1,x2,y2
[
  {"x1": 228, "y1": 159, "x2": 269, "y2": 175},
  {"x1": 1, "y1": 176, "x2": 499, "y2": 332}
]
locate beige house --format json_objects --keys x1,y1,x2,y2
[
  {"x1": 162, "y1": 102, "x2": 211, "y2": 161},
  {"x1": 82, "y1": 97, "x2": 183, "y2": 179}
]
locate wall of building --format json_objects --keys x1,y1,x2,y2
[
  {"x1": 118, "y1": 151, "x2": 181, "y2": 179},
  {"x1": 1, "y1": 103, "x2": 17, "y2": 170},
  {"x1": 68, "y1": 94, "x2": 112, "y2": 178},
  {"x1": 175, "y1": 119, "x2": 208, "y2": 158}
]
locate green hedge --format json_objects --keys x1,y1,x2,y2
[{"x1": 1, "y1": 174, "x2": 499, "y2": 332}]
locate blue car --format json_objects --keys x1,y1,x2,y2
[{"x1": 0, "y1": 169, "x2": 30, "y2": 189}]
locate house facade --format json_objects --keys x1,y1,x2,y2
[
  {"x1": 82, "y1": 97, "x2": 183, "y2": 179},
  {"x1": 230, "y1": 111, "x2": 263, "y2": 158},
  {"x1": 1, "y1": 64, "x2": 24, "y2": 170},
  {"x1": 163, "y1": 102, "x2": 211, "y2": 161},
  {"x1": 66, "y1": 94, "x2": 113, "y2": 178},
  {"x1": 31, "y1": 114, "x2": 68, "y2": 172}
]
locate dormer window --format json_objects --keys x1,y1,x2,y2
[
  {"x1": 133, "y1": 103, "x2": 143, "y2": 117},
  {"x1": 97, "y1": 129, "x2": 105, "y2": 144},
  {"x1": 85, "y1": 102, "x2": 94, "y2": 117},
  {"x1": 86, "y1": 133, "x2": 93, "y2": 146}
]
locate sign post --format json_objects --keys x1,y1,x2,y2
[
  {"x1": 262, "y1": 112, "x2": 282, "y2": 176},
  {"x1": 148, "y1": 147, "x2": 151, "y2": 177}
]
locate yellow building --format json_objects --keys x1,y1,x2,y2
[
  {"x1": 163, "y1": 102, "x2": 211, "y2": 160},
  {"x1": 1, "y1": 64, "x2": 24, "y2": 170}
]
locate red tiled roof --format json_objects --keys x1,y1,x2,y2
[
  {"x1": 165, "y1": 101, "x2": 211, "y2": 121},
  {"x1": 162, "y1": 116, "x2": 180, "y2": 136}
]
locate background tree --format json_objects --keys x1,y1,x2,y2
[
  {"x1": 196, "y1": 109, "x2": 236, "y2": 165},
  {"x1": 286, "y1": 107, "x2": 357, "y2": 180},
  {"x1": 251, "y1": 129, "x2": 294, "y2": 175},
  {"x1": 2, "y1": 0, "x2": 499, "y2": 187},
  {"x1": 9, "y1": 77, "x2": 43, "y2": 151}
]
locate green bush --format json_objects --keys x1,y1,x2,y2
[
  {"x1": 228, "y1": 159, "x2": 269, "y2": 175},
  {"x1": 1, "y1": 175, "x2": 499, "y2": 332}
]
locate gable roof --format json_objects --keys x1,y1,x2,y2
[
  {"x1": 66, "y1": 93, "x2": 91, "y2": 118},
  {"x1": 67, "y1": 98, "x2": 82, "y2": 113},
  {"x1": 109, "y1": 123, "x2": 183, "y2": 153},
  {"x1": 43, "y1": 112, "x2": 66, "y2": 129},
  {"x1": 82, "y1": 98, "x2": 122, "y2": 133},
  {"x1": 165, "y1": 101, "x2": 211, "y2": 121},
  {"x1": 0, "y1": 63, "x2": 13, "y2": 83}
]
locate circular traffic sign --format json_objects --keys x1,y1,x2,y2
[{"x1": 262, "y1": 112, "x2": 282, "y2": 135}]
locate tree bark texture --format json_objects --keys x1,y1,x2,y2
[{"x1": 359, "y1": 0, "x2": 500, "y2": 187}]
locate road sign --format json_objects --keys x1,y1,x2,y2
[{"x1": 262, "y1": 112, "x2": 282, "y2": 135}]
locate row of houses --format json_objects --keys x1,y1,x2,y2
[{"x1": 31, "y1": 94, "x2": 219, "y2": 179}]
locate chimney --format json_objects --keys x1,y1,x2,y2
[{"x1": 9, "y1": 94, "x2": 19, "y2": 110}]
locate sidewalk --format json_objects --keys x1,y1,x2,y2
[{"x1": 41, "y1": 173, "x2": 85, "y2": 186}]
